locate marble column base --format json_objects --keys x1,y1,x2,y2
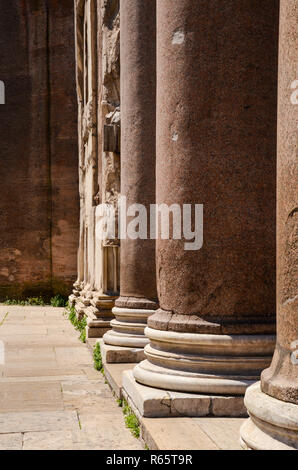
[
  {"x1": 240, "y1": 382, "x2": 298, "y2": 450},
  {"x1": 123, "y1": 370, "x2": 247, "y2": 418},
  {"x1": 74, "y1": 300, "x2": 86, "y2": 320},
  {"x1": 102, "y1": 307, "x2": 156, "y2": 362},
  {"x1": 86, "y1": 325, "x2": 111, "y2": 339},
  {"x1": 100, "y1": 341, "x2": 145, "y2": 364},
  {"x1": 134, "y1": 328, "x2": 276, "y2": 395},
  {"x1": 68, "y1": 294, "x2": 77, "y2": 307},
  {"x1": 74, "y1": 289, "x2": 92, "y2": 319},
  {"x1": 71, "y1": 291, "x2": 116, "y2": 339},
  {"x1": 68, "y1": 281, "x2": 83, "y2": 307}
]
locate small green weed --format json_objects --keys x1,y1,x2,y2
[
  {"x1": 3, "y1": 297, "x2": 45, "y2": 306},
  {"x1": 65, "y1": 305, "x2": 87, "y2": 343},
  {"x1": 122, "y1": 399, "x2": 140, "y2": 438},
  {"x1": 50, "y1": 295, "x2": 68, "y2": 307},
  {"x1": 93, "y1": 342, "x2": 104, "y2": 374}
]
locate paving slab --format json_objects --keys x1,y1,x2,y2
[
  {"x1": 0, "y1": 433, "x2": 23, "y2": 450},
  {"x1": 0, "y1": 336, "x2": 81, "y2": 348},
  {"x1": 100, "y1": 341, "x2": 145, "y2": 364},
  {"x1": 2, "y1": 365, "x2": 86, "y2": 378},
  {"x1": 192, "y1": 417, "x2": 246, "y2": 450},
  {"x1": 55, "y1": 346, "x2": 91, "y2": 366},
  {"x1": 123, "y1": 370, "x2": 211, "y2": 418},
  {"x1": 0, "y1": 381, "x2": 63, "y2": 412},
  {"x1": 23, "y1": 429, "x2": 142, "y2": 451},
  {"x1": 0, "y1": 374, "x2": 87, "y2": 383},
  {"x1": 61, "y1": 378, "x2": 104, "y2": 392},
  {"x1": 82, "y1": 366, "x2": 103, "y2": 380},
  {"x1": 5, "y1": 347, "x2": 56, "y2": 363},
  {"x1": 23, "y1": 430, "x2": 76, "y2": 450},
  {"x1": 86, "y1": 338, "x2": 97, "y2": 350},
  {"x1": 0, "y1": 325, "x2": 48, "y2": 336},
  {"x1": 123, "y1": 370, "x2": 247, "y2": 418},
  {"x1": 0, "y1": 306, "x2": 142, "y2": 450},
  {"x1": 103, "y1": 362, "x2": 136, "y2": 399},
  {"x1": 46, "y1": 326, "x2": 76, "y2": 335},
  {"x1": 14, "y1": 319, "x2": 47, "y2": 326},
  {"x1": 0, "y1": 305, "x2": 246, "y2": 450},
  {"x1": 141, "y1": 417, "x2": 219, "y2": 450},
  {"x1": 0, "y1": 410, "x2": 79, "y2": 434},
  {"x1": 63, "y1": 390, "x2": 117, "y2": 412},
  {"x1": 0, "y1": 311, "x2": 9, "y2": 325}
]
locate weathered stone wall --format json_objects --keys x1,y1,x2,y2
[{"x1": 0, "y1": 0, "x2": 79, "y2": 300}]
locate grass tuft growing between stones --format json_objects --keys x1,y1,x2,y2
[
  {"x1": 93, "y1": 342, "x2": 104, "y2": 374},
  {"x1": 122, "y1": 399, "x2": 140, "y2": 438},
  {"x1": 65, "y1": 304, "x2": 87, "y2": 343},
  {"x1": 50, "y1": 294, "x2": 68, "y2": 307},
  {"x1": 3, "y1": 297, "x2": 46, "y2": 306},
  {"x1": 92, "y1": 344, "x2": 141, "y2": 441},
  {"x1": 3, "y1": 295, "x2": 68, "y2": 307}
]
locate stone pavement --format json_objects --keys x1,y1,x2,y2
[
  {"x1": 0, "y1": 305, "x2": 245, "y2": 450},
  {"x1": 103, "y1": 362, "x2": 246, "y2": 450},
  {"x1": 0, "y1": 305, "x2": 142, "y2": 450}
]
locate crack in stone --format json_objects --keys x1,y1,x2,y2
[
  {"x1": 0, "y1": 312, "x2": 9, "y2": 326},
  {"x1": 208, "y1": 398, "x2": 213, "y2": 417},
  {"x1": 170, "y1": 398, "x2": 184, "y2": 417},
  {"x1": 160, "y1": 392, "x2": 171, "y2": 411}
]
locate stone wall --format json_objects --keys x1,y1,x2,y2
[{"x1": 0, "y1": 0, "x2": 79, "y2": 300}]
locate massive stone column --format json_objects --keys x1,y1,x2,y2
[
  {"x1": 241, "y1": 0, "x2": 298, "y2": 449},
  {"x1": 125, "y1": 0, "x2": 279, "y2": 416},
  {"x1": 102, "y1": 0, "x2": 157, "y2": 363}
]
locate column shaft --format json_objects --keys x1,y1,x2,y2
[
  {"x1": 103, "y1": 0, "x2": 157, "y2": 359},
  {"x1": 241, "y1": 0, "x2": 298, "y2": 449},
  {"x1": 261, "y1": 0, "x2": 298, "y2": 404},
  {"x1": 134, "y1": 0, "x2": 278, "y2": 397}
]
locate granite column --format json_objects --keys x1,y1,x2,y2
[
  {"x1": 241, "y1": 0, "x2": 298, "y2": 448},
  {"x1": 126, "y1": 0, "x2": 279, "y2": 416},
  {"x1": 102, "y1": 0, "x2": 157, "y2": 363}
]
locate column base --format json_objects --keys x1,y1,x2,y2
[
  {"x1": 123, "y1": 370, "x2": 247, "y2": 418},
  {"x1": 68, "y1": 281, "x2": 83, "y2": 307},
  {"x1": 102, "y1": 305, "x2": 156, "y2": 361},
  {"x1": 72, "y1": 291, "x2": 116, "y2": 339},
  {"x1": 134, "y1": 328, "x2": 275, "y2": 395},
  {"x1": 240, "y1": 382, "x2": 298, "y2": 450},
  {"x1": 68, "y1": 294, "x2": 77, "y2": 307},
  {"x1": 74, "y1": 300, "x2": 86, "y2": 320},
  {"x1": 100, "y1": 340, "x2": 145, "y2": 364},
  {"x1": 103, "y1": 327, "x2": 149, "y2": 348},
  {"x1": 134, "y1": 359, "x2": 256, "y2": 396},
  {"x1": 85, "y1": 305, "x2": 113, "y2": 338},
  {"x1": 86, "y1": 325, "x2": 111, "y2": 339}
]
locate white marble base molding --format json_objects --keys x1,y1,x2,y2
[
  {"x1": 69, "y1": 286, "x2": 116, "y2": 338},
  {"x1": 134, "y1": 328, "x2": 276, "y2": 395},
  {"x1": 123, "y1": 370, "x2": 247, "y2": 418},
  {"x1": 100, "y1": 341, "x2": 145, "y2": 364},
  {"x1": 106, "y1": 307, "x2": 155, "y2": 344},
  {"x1": 240, "y1": 382, "x2": 298, "y2": 450}
]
